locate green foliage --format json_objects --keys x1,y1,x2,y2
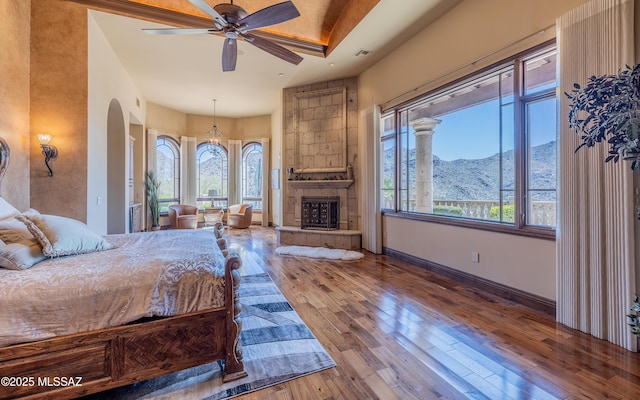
[
  {"x1": 382, "y1": 177, "x2": 395, "y2": 208},
  {"x1": 433, "y1": 205, "x2": 463, "y2": 216},
  {"x1": 566, "y1": 64, "x2": 640, "y2": 169},
  {"x1": 489, "y1": 205, "x2": 515, "y2": 222},
  {"x1": 157, "y1": 176, "x2": 174, "y2": 200},
  {"x1": 627, "y1": 295, "x2": 640, "y2": 336},
  {"x1": 144, "y1": 170, "x2": 161, "y2": 227},
  {"x1": 200, "y1": 176, "x2": 225, "y2": 196}
]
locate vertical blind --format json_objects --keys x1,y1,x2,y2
[{"x1": 556, "y1": 0, "x2": 636, "y2": 350}]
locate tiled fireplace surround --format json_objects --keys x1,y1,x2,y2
[{"x1": 276, "y1": 78, "x2": 362, "y2": 250}]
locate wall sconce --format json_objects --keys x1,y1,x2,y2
[{"x1": 37, "y1": 134, "x2": 58, "y2": 177}]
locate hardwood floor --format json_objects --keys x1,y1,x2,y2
[{"x1": 226, "y1": 226, "x2": 640, "y2": 400}]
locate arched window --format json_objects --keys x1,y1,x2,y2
[
  {"x1": 242, "y1": 142, "x2": 263, "y2": 210},
  {"x1": 196, "y1": 142, "x2": 228, "y2": 209},
  {"x1": 156, "y1": 136, "x2": 180, "y2": 213}
]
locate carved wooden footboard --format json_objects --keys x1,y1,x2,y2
[{"x1": 0, "y1": 252, "x2": 247, "y2": 400}]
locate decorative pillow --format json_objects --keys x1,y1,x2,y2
[
  {"x1": 17, "y1": 214, "x2": 113, "y2": 257},
  {"x1": 0, "y1": 209, "x2": 41, "y2": 244},
  {"x1": 0, "y1": 239, "x2": 47, "y2": 270},
  {"x1": 0, "y1": 217, "x2": 33, "y2": 243},
  {"x1": 0, "y1": 197, "x2": 19, "y2": 221}
]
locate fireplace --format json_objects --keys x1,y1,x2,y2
[
  {"x1": 277, "y1": 179, "x2": 360, "y2": 249},
  {"x1": 301, "y1": 196, "x2": 339, "y2": 230}
]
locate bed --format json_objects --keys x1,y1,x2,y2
[{"x1": 0, "y1": 139, "x2": 246, "y2": 399}]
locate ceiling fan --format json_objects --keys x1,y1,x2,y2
[{"x1": 143, "y1": 0, "x2": 304, "y2": 72}]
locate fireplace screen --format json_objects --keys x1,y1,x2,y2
[{"x1": 301, "y1": 196, "x2": 339, "y2": 230}]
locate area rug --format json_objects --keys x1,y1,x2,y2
[
  {"x1": 276, "y1": 245, "x2": 364, "y2": 260},
  {"x1": 84, "y1": 272, "x2": 336, "y2": 399}
]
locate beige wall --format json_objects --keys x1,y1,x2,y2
[
  {"x1": 87, "y1": 11, "x2": 146, "y2": 234},
  {"x1": 147, "y1": 102, "x2": 187, "y2": 138},
  {"x1": 360, "y1": 0, "x2": 589, "y2": 110},
  {"x1": 232, "y1": 115, "x2": 271, "y2": 141},
  {"x1": 185, "y1": 113, "x2": 271, "y2": 143},
  {"x1": 0, "y1": 1, "x2": 30, "y2": 210},
  {"x1": 30, "y1": 0, "x2": 88, "y2": 221},
  {"x1": 358, "y1": 0, "x2": 591, "y2": 300},
  {"x1": 148, "y1": 104, "x2": 271, "y2": 144}
]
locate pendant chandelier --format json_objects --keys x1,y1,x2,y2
[{"x1": 207, "y1": 99, "x2": 223, "y2": 152}]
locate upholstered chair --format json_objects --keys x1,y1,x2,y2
[
  {"x1": 227, "y1": 204, "x2": 253, "y2": 229},
  {"x1": 168, "y1": 205, "x2": 199, "y2": 229}
]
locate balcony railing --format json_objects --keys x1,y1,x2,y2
[
  {"x1": 433, "y1": 200, "x2": 556, "y2": 226},
  {"x1": 196, "y1": 197, "x2": 228, "y2": 210},
  {"x1": 241, "y1": 197, "x2": 263, "y2": 211},
  {"x1": 387, "y1": 199, "x2": 556, "y2": 227}
]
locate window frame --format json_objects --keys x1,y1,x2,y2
[
  {"x1": 380, "y1": 40, "x2": 556, "y2": 241},
  {"x1": 155, "y1": 135, "x2": 180, "y2": 213},
  {"x1": 380, "y1": 112, "x2": 397, "y2": 211},
  {"x1": 241, "y1": 141, "x2": 263, "y2": 211},
  {"x1": 195, "y1": 142, "x2": 229, "y2": 210},
  {"x1": 517, "y1": 86, "x2": 557, "y2": 235}
]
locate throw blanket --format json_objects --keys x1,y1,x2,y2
[{"x1": 0, "y1": 230, "x2": 226, "y2": 347}]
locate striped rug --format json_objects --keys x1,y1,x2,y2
[{"x1": 86, "y1": 270, "x2": 336, "y2": 399}]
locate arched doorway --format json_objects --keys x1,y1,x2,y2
[{"x1": 107, "y1": 99, "x2": 126, "y2": 234}]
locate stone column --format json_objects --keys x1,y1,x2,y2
[{"x1": 411, "y1": 117, "x2": 441, "y2": 213}]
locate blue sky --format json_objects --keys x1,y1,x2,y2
[{"x1": 429, "y1": 98, "x2": 557, "y2": 161}]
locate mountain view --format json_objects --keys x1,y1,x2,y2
[
  {"x1": 157, "y1": 145, "x2": 261, "y2": 208},
  {"x1": 385, "y1": 141, "x2": 556, "y2": 202}
]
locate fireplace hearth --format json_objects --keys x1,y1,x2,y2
[{"x1": 301, "y1": 196, "x2": 339, "y2": 230}]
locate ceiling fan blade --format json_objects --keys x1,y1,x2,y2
[
  {"x1": 222, "y1": 38, "x2": 238, "y2": 72},
  {"x1": 189, "y1": 0, "x2": 227, "y2": 29},
  {"x1": 243, "y1": 32, "x2": 303, "y2": 65},
  {"x1": 143, "y1": 28, "x2": 218, "y2": 35},
  {"x1": 239, "y1": 2, "x2": 300, "y2": 32}
]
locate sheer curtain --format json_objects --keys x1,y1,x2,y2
[
  {"x1": 260, "y1": 138, "x2": 270, "y2": 226},
  {"x1": 180, "y1": 136, "x2": 197, "y2": 205},
  {"x1": 556, "y1": 0, "x2": 636, "y2": 350},
  {"x1": 360, "y1": 105, "x2": 382, "y2": 254},
  {"x1": 227, "y1": 139, "x2": 242, "y2": 206},
  {"x1": 147, "y1": 129, "x2": 158, "y2": 175}
]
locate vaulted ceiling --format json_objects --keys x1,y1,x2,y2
[{"x1": 70, "y1": 0, "x2": 461, "y2": 117}]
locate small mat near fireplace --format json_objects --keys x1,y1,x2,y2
[{"x1": 276, "y1": 245, "x2": 364, "y2": 260}]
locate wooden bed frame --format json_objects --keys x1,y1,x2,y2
[
  {"x1": 0, "y1": 139, "x2": 247, "y2": 399},
  {"x1": 0, "y1": 252, "x2": 246, "y2": 400}
]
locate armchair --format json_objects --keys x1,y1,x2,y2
[
  {"x1": 168, "y1": 205, "x2": 199, "y2": 229},
  {"x1": 227, "y1": 204, "x2": 253, "y2": 229}
]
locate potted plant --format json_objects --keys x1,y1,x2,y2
[
  {"x1": 566, "y1": 64, "x2": 640, "y2": 169},
  {"x1": 627, "y1": 295, "x2": 640, "y2": 338},
  {"x1": 144, "y1": 170, "x2": 161, "y2": 230}
]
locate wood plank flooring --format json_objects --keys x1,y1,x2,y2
[{"x1": 225, "y1": 226, "x2": 640, "y2": 400}]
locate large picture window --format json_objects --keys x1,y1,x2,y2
[
  {"x1": 380, "y1": 114, "x2": 396, "y2": 210},
  {"x1": 380, "y1": 44, "x2": 557, "y2": 237},
  {"x1": 156, "y1": 136, "x2": 180, "y2": 213},
  {"x1": 196, "y1": 143, "x2": 228, "y2": 209},
  {"x1": 242, "y1": 142, "x2": 263, "y2": 210}
]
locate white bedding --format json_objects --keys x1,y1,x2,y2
[{"x1": 0, "y1": 229, "x2": 227, "y2": 347}]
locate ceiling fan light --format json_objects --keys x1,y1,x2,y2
[{"x1": 147, "y1": 0, "x2": 302, "y2": 71}]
